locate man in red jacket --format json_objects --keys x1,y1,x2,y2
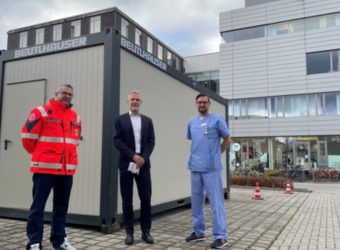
[{"x1": 22, "y1": 84, "x2": 81, "y2": 250}]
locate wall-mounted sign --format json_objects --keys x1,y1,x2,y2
[
  {"x1": 121, "y1": 37, "x2": 167, "y2": 71},
  {"x1": 14, "y1": 37, "x2": 87, "y2": 58}
]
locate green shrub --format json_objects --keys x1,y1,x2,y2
[{"x1": 231, "y1": 176, "x2": 293, "y2": 189}]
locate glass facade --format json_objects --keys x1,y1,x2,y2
[
  {"x1": 230, "y1": 136, "x2": 340, "y2": 171},
  {"x1": 229, "y1": 92, "x2": 340, "y2": 119},
  {"x1": 222, "y1": 12, "x2": 340, "y2": 43}
]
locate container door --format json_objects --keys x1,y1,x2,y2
[{"x1": 0, "y1": 80, "x2": 46, "y2": 208}]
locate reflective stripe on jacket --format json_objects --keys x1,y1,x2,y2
[{"x1": 21, "y1": 98, "x2": 81, "y2": 175}]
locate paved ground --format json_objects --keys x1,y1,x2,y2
[{"x1": 1, "y1": 184, "x2": 340, "y2": 249}]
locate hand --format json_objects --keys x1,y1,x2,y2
[{"x1": 132, "y1": 154, "x2": 145, "y2": 168}]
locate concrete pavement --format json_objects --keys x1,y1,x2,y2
[{"x1": 1, "y1": 184, "x2": 340, "y2": 249}]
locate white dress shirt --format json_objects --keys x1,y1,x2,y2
[{"x1": 129, "y1": 111, "x2": 141, "y2": 154}]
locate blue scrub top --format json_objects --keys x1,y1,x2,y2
[{"x1": 187, "y1": 113, "x2": 229, "y2": 172}]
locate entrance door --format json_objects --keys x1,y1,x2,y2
[
  {"x1": 293, "y1": 141, "x2": 311, "y2": 169},
  {"x1": 0, "y1": 80, "x2": 46, "y2": 209}
]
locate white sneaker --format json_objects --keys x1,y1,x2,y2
[
  {"x1": 53, "y1": 237, "x2": 77, "y2": 250},
  {"x1": 29, "y1": 243, "x2": 41, "y2": 250}
]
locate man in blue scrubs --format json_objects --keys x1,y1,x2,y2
[{"x1": 186, "y1": 93, "x2": 231, "y2": 249}]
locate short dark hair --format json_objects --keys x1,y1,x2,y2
[{"x1": 195, "y1": 93, "x2": 210, "y2": 102}]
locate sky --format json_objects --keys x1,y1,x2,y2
[{"x1": 0, "y1": 0, "x2": 244, "y2": 57}]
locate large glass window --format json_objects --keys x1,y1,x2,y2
[
  {"x1": 285, "y1": 95, "x2": 307, "y2": 117},
  {"x1": 267, "y1": 20, "x2": 304, "y2": 36},
  {"x1": 324, "y1": 93, "x2": 340, "y2": 115},
  {"x1": 233, "y1": 26, "x2": 265, "y2": 41},
  {"x1": 19, "y1": 31, "x2": 28, "y2": 48},
  {"x1": 247, "y1": 98, "x2": 268, "y2": 118},
  {"x1": 135, "y1": 28, "x2": 142, "y2": 46},
  {"x1": 71, "y1": 20, "x2": 81, "y2": 38},
  {"x1": 35, "y1": 28, "x2": 44, "y2": 45},
  {"x1": 222, "y1": 13, "x2": 340, "y2": 43},
  {"x1": 186, "y1": 70, "x2": 219, "y2": 92},
  {"x1": 147, "y1": 36, "x2": 153, "y2": 53},
  {"x1": 90, "y1": 16, "x2": 101, "y2": 34},
  {"x1": 306, "y1": 51, "x2": 331, "y2": 75},
  {"x1": 53, "y1": 24, "x2": 62, "y2": 41},
  {"x1": 121, "y1": 18, "x2": 129, "y2": 38}
]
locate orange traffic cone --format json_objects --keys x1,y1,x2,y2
[
  {"x1": 252, "y1": 182, "x2": 263, "y2": 200},
  {"x1": 284, "y1": 180, "x2": 293, "y2": 194}
]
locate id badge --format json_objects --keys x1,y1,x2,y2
[{"x1": 201, "y1": 123, "x2": 208, "y2": 135}]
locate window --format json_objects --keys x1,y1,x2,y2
[
  {"x1": 285, "y1": 95, "x2": 307, "y2": 117},
  {"x1": 234, "y1": 99, "x2": 247, "y2": 119},
  {"x1": 19, "y1": 31, "x2": 28, "y2": 48},
  {"x1": 247, "y1": 98, "x2": 268, "y2": 118},
  {"x1": 308, "y1": 94, "x2": 317, "y2": 116},
  {"x1": 316, "y1": 94, "x2": 324, "y2": 115},
  {"x1": 306, "y1": 50, "x2": 340, "y2": 75},
  {"x1": 324, "y1": 92, "x2": 340, "y2": 115},
  {"x1": 186, "y1": 70, "x2": 219, "y2": 92},
  {"x1": 147, "y1": 36, "x2": 153, "y2": 53},
  {"x1": 222, "y1": 13, "x2": 340, "y2": 43},
  {"x1": 267, "y1": 20, "x2": 304, "y2": 36},
  {"x1": 71, "y1": 20, "x2": 81, "y2": 38},
  {"x1": 53, "y1": 24, "x2": 62, "y2": 41},
  {"x1": 90, "y1": 16, "x2": 101, "y2": 34},
  {"x1": 306, "y1": 51, "x2": 331, "y2": 75},
  {"x1": 167, "y1": 51, "x2": 172, "y2": 65},
  {"x1": 35, "y1": 28, "x2": 44, "y2": 45},
  {"x1": 228, "y1": 101, "x2": 234, "y2": 119},
  {"x1": 233, "y1": 26, "x2": 265, "y2": 41},
  {"x1": 157, "y1": 44, "x2": 163, "y2": 60},
  {"x1": 135, "y1": 28, "x2": 142, "y2": 46},
  {"x1": 121, "y1": 18, "x2": 129, "y2": 38}
]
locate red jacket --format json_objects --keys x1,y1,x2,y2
[{"x1": 21, "y1": 98, "x2": 81, "y2": 175}]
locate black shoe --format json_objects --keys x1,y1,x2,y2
[
  {"x1": 211, "y1": 239, "x2": 228, "y2": 249},
  {"x1": 185, "y1": 232, "x2": 206, "y2": 242},
  {"x1": 124, "y1": 234, "x2": 134, "y2": 245},
  {"x1": 142, "y1": 233, "x2": 154, "y2": 244}
]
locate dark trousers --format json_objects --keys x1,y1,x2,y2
[
  {"x1": 26, "y1": 174, "x2": 73, "y2": 249},
  {"x1": 119, "y1": 167, "x2": 152, "y2": 235}
]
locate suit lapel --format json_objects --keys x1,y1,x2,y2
[{"x1": 123, "y1": 113, "x2": 135, "y2": 144}]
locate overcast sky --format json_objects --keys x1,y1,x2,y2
[{"x1": 0, "y1": 0, "x2": 244, "y2": 57}]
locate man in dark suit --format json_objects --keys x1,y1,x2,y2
[{"x1": 114, "y1": 90, "x2": 155, "y2": 245}]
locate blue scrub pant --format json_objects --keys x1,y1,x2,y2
[
  {"x1": 26, "y1": 174, "x2": 73, "y2": 249},
  {"x1": 190, "y1": 171, "x2": 227, "y2": 240}
]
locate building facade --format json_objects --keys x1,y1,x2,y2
[
  {"x1": 6, "y1": 7, "x2": 184, "y2": 72},
  {"x1": 220, "y1": 0, "x2": 340, "y2": 172}
]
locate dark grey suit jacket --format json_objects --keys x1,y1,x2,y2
[{"x1": 114, "y1": 113, "x2": 155, "y2": 170}]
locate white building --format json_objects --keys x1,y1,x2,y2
[{"x1": 219, "y1": 0, "x2": 340, "y2": 172}]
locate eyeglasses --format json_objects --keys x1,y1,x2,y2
[
  {"x1": 196, "y1": 101, "x2": 209, "y2": 104},
  {"x1": 61, "y1": 91, "x2": 73, "y2": 97}
]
